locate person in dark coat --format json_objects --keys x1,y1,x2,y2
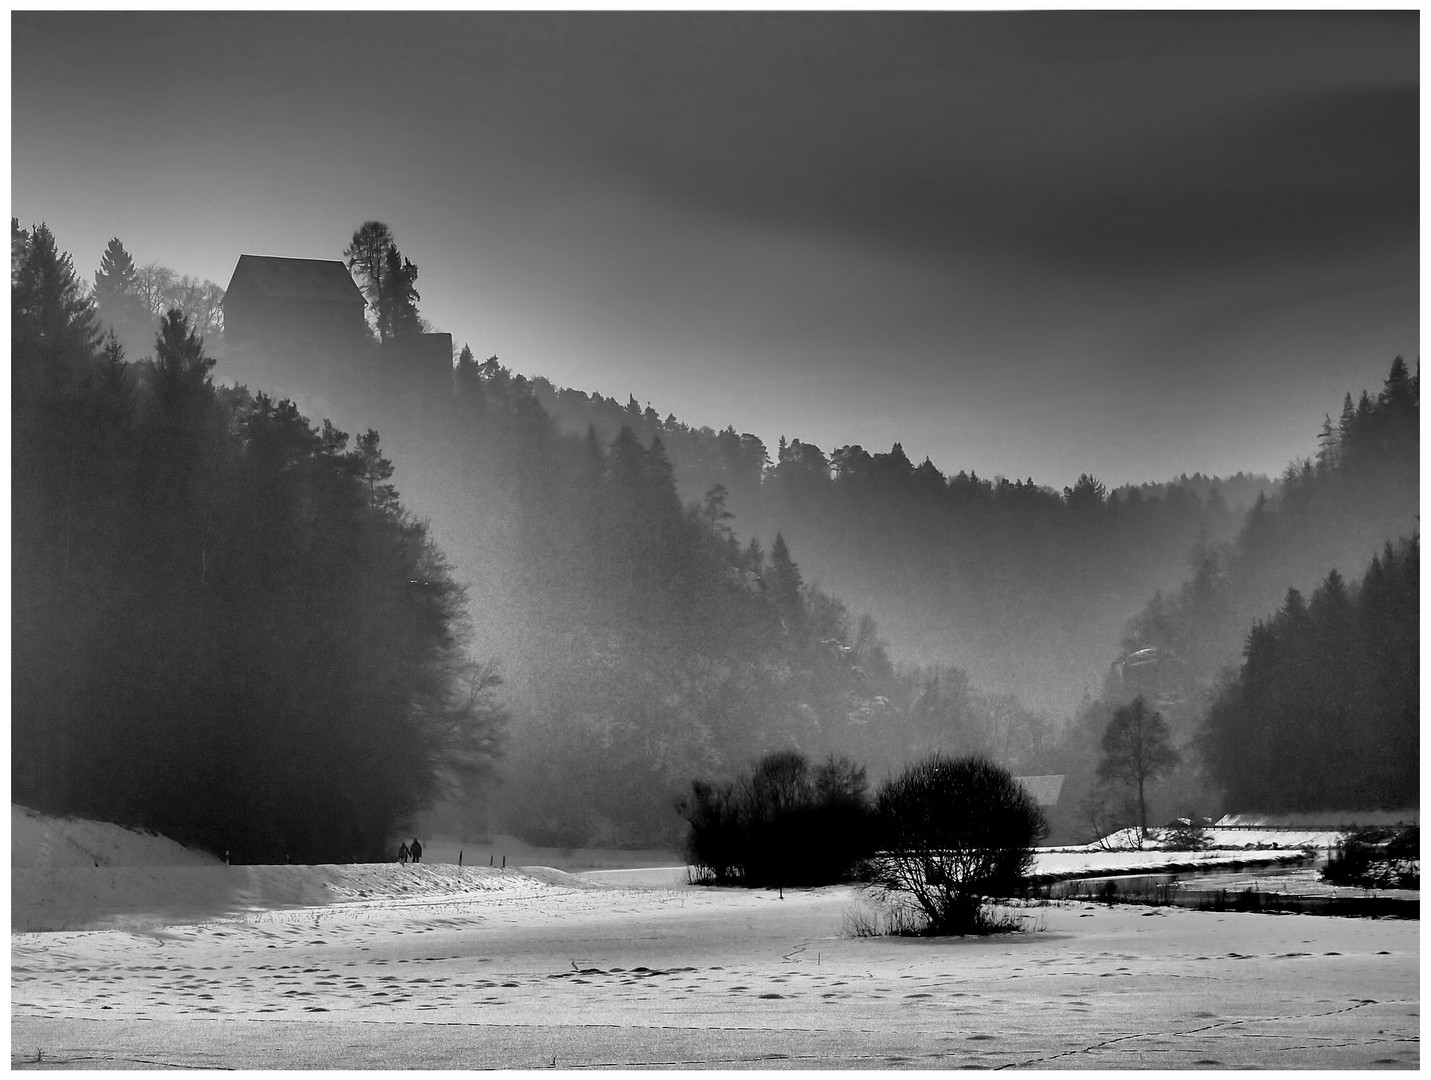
[
  {"x1": 398, "y1": 842, "x2": 410, "y2": 864},
  {"x1": 410, "y1": 838, "x2": 423, "y2": 863}
]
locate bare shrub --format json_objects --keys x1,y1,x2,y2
[{"x1": 867, "y1": 754, "x2": 1045, "y2": 935}]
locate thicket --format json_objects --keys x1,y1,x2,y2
[
  {"x1": 12, "y1": 222, "x2": 503, "y2": 863},
  {"x1": 1321, "y1": 825, "x2": 1419, "y2": 890},
  {"x1": 679, "y1": 752, "x2": 1045, "y2": 936},
  {"x1": 676, "y1": 750, "x2": 877, "y2": 886}
]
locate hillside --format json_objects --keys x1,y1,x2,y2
[{"x1": 529, "y1": 377, "x2": 1270, "y2": 716}]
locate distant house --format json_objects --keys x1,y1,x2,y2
[
  {"x1": 223, "y1": 255, "x2": 369, "y2": 353},
  {"x1": 220, "y1": 255, "x2": 371, "y2": 394},
  {"x1": 220, "y1": 253, "x2": 455, "y2": 416},
  {"x1": 1015, "y1": 774, "x2": 1065, "y2": 810}
]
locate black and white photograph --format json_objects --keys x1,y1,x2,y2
[{"x1": 11, "y1": 8, "x2": 1419, "y2": 1070}]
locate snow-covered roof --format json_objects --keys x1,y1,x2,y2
[{"x1": 1215, "y1": 810, "x2": 1417, "y2": 830}]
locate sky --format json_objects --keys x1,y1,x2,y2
[{"x1": 11, "y1": 10, "x2": 1418, "y2": 490}]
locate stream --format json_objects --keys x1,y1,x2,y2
[{"x1": 1040, "y1": 856, "x2": 1418, "y2": 918}]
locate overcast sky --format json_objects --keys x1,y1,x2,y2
[{"x1": 12, "y1": 10, "x2": 1418, "y2": 489}]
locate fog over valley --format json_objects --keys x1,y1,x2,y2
[{"x1": 10, "y1": 11, "x2": 1419, "y2": 1071}]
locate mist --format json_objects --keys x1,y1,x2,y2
[{"x1": 11, "y1": 9, "x2": 1418, "y2": 855}]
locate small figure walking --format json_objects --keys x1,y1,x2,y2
[
  {"x1": 397, "y1": 841, "x2": 410, "y2": 865},
  {"x1": 410, "y1": 838, "x2": 423, "y2": 863}
]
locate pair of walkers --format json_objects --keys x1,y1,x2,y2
[{"x1": 397, "y1": 838, "x2": 423, "y2": 864}]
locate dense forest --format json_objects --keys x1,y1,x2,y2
[
  {"x1": 1053, "y1": 358, "x2": 1420, "y2": 830},
  {"x1": 12, "y1": 223, "x2": 503, "y2": 863},
  {"x1": 382, "y1": 354, "x2": 1063, "y2": 845},
  {"x1": 1202, "y1": 537, "x2": 1418, "y2": 812},
  {"x1": 530, "y1": 380, "x2": 1274, "y2": 716},
  {"x1": 13, "y1": 219, "x2": 1418, "y2": 856}
]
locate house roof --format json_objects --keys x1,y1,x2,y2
[
  {"x1": 225, "y1": 255, "x2": 366, "y2": 306},
  {"x1": 1215, "y1": 810, "x2": 1418, "y2": 829},
  {"x1": 1014, "y1": 774, "x2": 1065, "y2": 808}
]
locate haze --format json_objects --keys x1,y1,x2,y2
[{"x1": 11, "y1": 10, "x2": 1417, "y2": 489}]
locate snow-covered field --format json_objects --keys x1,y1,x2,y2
[{"x1": 11, "y1": 808, "x2": 1419, "y2": 1069}]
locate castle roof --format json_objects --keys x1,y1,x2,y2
[{"x1": 225, "y1": 255, "x2": 366, "y2": 306}]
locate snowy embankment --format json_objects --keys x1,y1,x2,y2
[
  {"x1": 13, "y1": 804, "x2": 1322, "y2": 933},
  {"x1": 11, "y1": 805, "x2": 596, "y2": 932},
  {"x1": 1028, "y1": 847, "x2": 1308, "y2": 885}
]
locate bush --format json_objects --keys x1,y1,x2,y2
[
  {"x1": 866, "y1": 754, "x2": 1046, "y2": 935},
  {"x1": 1161, "y1": 819, "x2": 1212, "y2": 851},
  {"x1": 676, "y1": 750, "x2": 878, "y2": 887},
  {"x1": 1322, "y1": 824, "x2": 1420, "y2": 889}
]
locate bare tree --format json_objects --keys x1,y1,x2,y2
[{"x1": 1097, "y1": 695, "x2": 1180, "y2": 839}]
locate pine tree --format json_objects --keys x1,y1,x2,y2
[
  {"x1": 767, "y1": 532, "x2": 805, "y2": 624},
  {"x1": 93, "y1": 237, "x2": 140, "y2": 304},
  {"x1": 343, "y1": 222, "x2": 420, "y2": 343},
  {"x1": 92, "y1": 238, "x2": 155, "y2": 358},
  {"x1": 379, "y1": 242, "x2": 421, "y2": 340},
  {"x1": 12, "y1": 222, "x2": 100, "y2": 381}
]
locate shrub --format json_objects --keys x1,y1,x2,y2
[
  {"x1": 1161, "y1": 819, "x2": 1212, "y2": 851},
  {"x1": 679, "y1": 779, "x2": 742, "y2": 884},
  {"x1": 866, "y1": 754, "x2": 1046, "y2": 935},
  {"x1": 1322, "y1": 824, "x2": 1420, "y2": 889},
  {"x1": 676, "y1": 750, "x2": 878, "y2": 887}
]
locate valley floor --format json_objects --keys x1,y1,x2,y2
[{"x1": 11, "y1": 862, "x2": 1419, "y2": 1070}]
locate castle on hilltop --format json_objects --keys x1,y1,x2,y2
[{"x1": 219, "y1": 254, "x2": 453, "y2": 418}]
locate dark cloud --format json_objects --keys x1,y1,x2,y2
[
  {"x1": 11, "y1": 10, "x2": 1417, "y2": 489},
  {"x1": 497, "y1": 13, "x2": 1416, "y2": 275}
]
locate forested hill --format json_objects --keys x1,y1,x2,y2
[
  {"x1": 1120, "y1": 356, "x2": 1419, "y2": 702},
  {"x1": 527, "y1": 376, "x2": 1273, "y2": 716},
  {"x1": 1049, "y1": 358, "x2": 1419, "y2": 828},
  {"x1": 363, "y1": 359, "x2": 1064, "y2": 847},
  {"x1": 12, "y1": 224, "x2": 505, "y2": 863}
]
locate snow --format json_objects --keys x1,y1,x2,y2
[
  {"x1": 1068, "y1": 824, "x2": 1347, "y2": 852},
  {"x1": 6, "y1": 807, "x2": 1355, "y2": 934},
  {"x1": 12, "y1": 803, "x2": 221, "y2": 870},
  {"x1": 10, "y1": 807, "x2": 1420, "y2": 1069}
]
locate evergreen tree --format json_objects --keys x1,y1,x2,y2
[
  {"x1": 12, "y1": 222, "x2": 100, "y2": 384},
  {"x1": 92, "y1": 238, "x2": 153, "y2": 358},
  {"x1": 380, "y1": 241, "x2": 422, "y2": 340},
  {"x1": 767, "y1": 532, "x2": 804, "y2": 624},
  {"x1": 93, "y1": 237, "x2": 140, "y2": 307},
  {"x1": 1201, "y1": 540, "x2": 1417, "y2": 812},
  {"x1": 343, "y1": 221, "x2": 421, "y2": 343}
]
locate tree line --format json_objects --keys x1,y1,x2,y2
[
  {"x1": 1056, "y1": 358, "x2": 1419, "y2": 832},
  {"x1": 529, "y1": 380, "x2": 1271, "y2": 718},
  {"x1": 257, "y1": 221, "x2": 1418, "y2": 844},
  {"x1": 1202, "y1": 537, "x2": 1418, "y2": 812},
  {"x1": 12, "y1": 221, "x2": 503, "y2": 863},
  {"x1": 20, "y1": 215, "x2": 1412, "y2": 859},
  {"x1": 386, "y1": 353, "x2": 1065, "y2": 847},
  {"x1": 91, "y1": 236, "x2": 225, "y2": 359}
]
